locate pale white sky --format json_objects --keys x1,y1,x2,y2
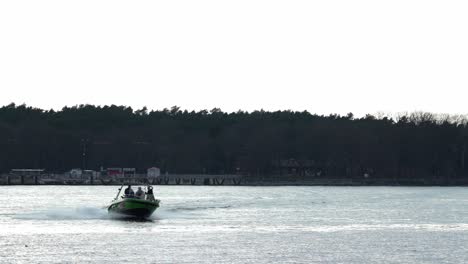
[{"x1": 0, "y1": 0, "x2": 467, "y2": 116}]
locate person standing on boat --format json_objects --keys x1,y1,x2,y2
[
  {"x1": 124, "y1": 185, "x2": 134, "y2": 197},
  {"x1": 135, "y1": 187, "x2": 145, "y2": 199},
  {"x1": 146, "y1": 186, "x2": 155, "y2": 201}
]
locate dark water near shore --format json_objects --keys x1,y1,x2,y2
[{"x1": 1, "y1": 186, "x2": 468, "y2": 263}]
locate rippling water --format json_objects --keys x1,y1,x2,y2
[{"x1": 1, "y1": 186, "x2": 468, "y2": 263}]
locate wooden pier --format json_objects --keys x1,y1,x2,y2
[
  {"x1": 0, "y1": 173, "x2": 244, "y2": 186},
  {"x1": 152, "y1": 174, "x2": 243, "y2": 185}
]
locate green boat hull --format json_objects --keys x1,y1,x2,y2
[{"x1": 108, "y1": 198, "x2": 160, "y2": 218}]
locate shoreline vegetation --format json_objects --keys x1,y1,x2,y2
[{"x1": 2, "y1": 103, "x2": 468, "y2": 186}]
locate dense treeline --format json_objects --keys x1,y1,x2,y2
[{"x1": 1, "y1": 103, "x2": 468, "y2": 181}]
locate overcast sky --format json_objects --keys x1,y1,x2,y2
[{"x1": 0, "y1": 0, "x2": 467, "y2": 116}]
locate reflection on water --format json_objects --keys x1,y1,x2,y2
[{"x1": 110, "y1": 214, "x2": 156, "y2": 223}]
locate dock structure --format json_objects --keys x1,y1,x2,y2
[
  {"x1": 152, "y1": 174, "x2": 243, "y2": 186},
  {"x1": 8, "y1": 169, "x2": 44, "y2": 185},
  {"x1": 0, "y1": 172, "x2": 244, "y2": 186}
]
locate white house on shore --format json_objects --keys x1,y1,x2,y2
[{"x1": 147, "y1": 167, "x2": 161, "y2": 178}]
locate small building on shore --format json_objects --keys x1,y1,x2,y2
[
  {"x1": 147, "y1": 167, "x2": 161, "y2": 178},
  {"x1": 273, "y1": 159, "x2": 319, "y2": 177},
  {"x1": 106, "y1": 168, "x2": 122, "y2": 177},
  {"x1": 123, "y1": 168, "x2": 136, "y2": 177},
  {"x1": 69, "y1": 168, "x2": 83, "y2": 178},
  {"x1": 102, "y1": 167, "x2": 136, "y2": 179}
]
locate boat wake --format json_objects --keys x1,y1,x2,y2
[
  {"x1": 14, "y1": 204, "x2": 230, "y2": 221},
  {"x1": 151, "y1": 204, "x2": 232, "y2": 221},
  {"x1": 14, "y1": 206, "x2": 109, "y2": 220},
  {"x1": 166, "y1": 205, "x2": 232, "y2": 212}
]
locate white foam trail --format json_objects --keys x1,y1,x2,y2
[
  {"x1": 15, "y1": 207, "x2": 109, "y2": 220},
  {"x1": 15, "y1": 207, "x2": 182, "y2": 221},
  {"x1": 151, "y1": 204, "x2": 231, "y2": 220},
  {"x1": 13, "y1": 204, "x2": 223, "y2": 221},
  {"x1": 151, "y1": 208, "x2": 191, "y2": 220}
]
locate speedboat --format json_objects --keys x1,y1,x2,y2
[{"x1": 107, "y1": 185, "x2": 160, "y2": 219}]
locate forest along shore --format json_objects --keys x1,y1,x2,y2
[
  {"x1": 1, "y1": 173, "x2": 468, "y2": 186},
  {"x1": 3, "y1": 105, "x2": 468, "y2": 183}
]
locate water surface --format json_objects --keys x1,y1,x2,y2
[{"x1": 1, "y1": 186, "x2": 468, "y2": 263}]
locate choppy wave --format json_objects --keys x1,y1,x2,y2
[{"x1": 249, "y1": 223, "x2": 468, "y2": 233}]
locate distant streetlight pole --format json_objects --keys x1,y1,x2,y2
[{"x1": 81, "y1": 139, "x2": 88, "y2": 170}]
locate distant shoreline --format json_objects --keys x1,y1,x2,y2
[{"x1": 1, "y1": 174, "x2": 468, "y2": 187}]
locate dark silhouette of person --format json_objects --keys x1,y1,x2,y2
[
  {"x1": 124, "y1": 185, "x2": 134, "y2": 197},
  {"x1": 146, "y1": 186, "x2": 155, "y2": 201},
  {"x1": 147, "y1": 186, "x2": 153, "y2": 195}
]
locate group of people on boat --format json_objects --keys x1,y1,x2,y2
[{"x1": 124, "y1": 185, "x2": 155, "y2": 201}]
